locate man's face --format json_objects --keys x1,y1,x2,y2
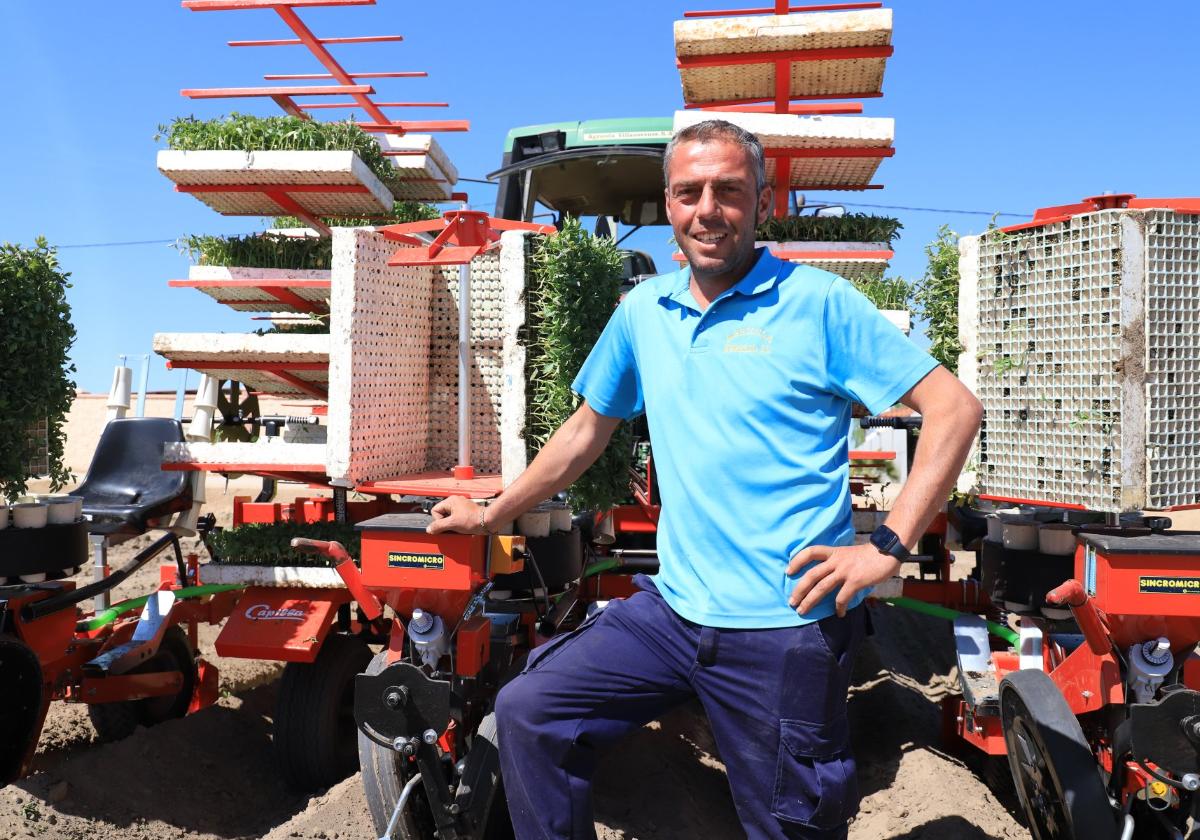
[{"x1": 664, "y1": 138, "x2": 771, "y2": 281}]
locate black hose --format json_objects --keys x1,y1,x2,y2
[{"x1": 21, "y1": 533, "x2": 179, "y2": 622}]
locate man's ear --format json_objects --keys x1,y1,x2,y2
[
  {"x1": 664, "y1": 187, "x2": 675, "y2": 227},
  {"x1": 757, "y1": 186, "x2": 773, "y2": 225}
]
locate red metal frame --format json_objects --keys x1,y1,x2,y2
[
  {"x1": 163, "y1": 359, "x2": 328, "y2": 399},
  {"x1": 169, "y1": 277, "x2": 331, "y2": 314},
  {"x1": 684, "y1": 2, "x2": 882, "y2": 16},
  {"x1": 1000, "y1": 194, "x2": 1200, "y2": 234},
  {"x1": 183, "y1": 0, "x2": 469, "y2": 136}
]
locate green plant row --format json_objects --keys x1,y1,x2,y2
[
  {"x1": 0, "y1": 239, "x2": 76, "y2": 501},
  {"x1": 850, "y1": 275, "x2": 912, "y2": 310},
  {"x1": 206, "y1": 521, "x2": 361, "y2": 567},
  {"x1": 910, "y1": 225, "x2": 963, "y2": 373},
  {"x1": 158, "y1": 113, "x2": 395, "y2": 186},
  {"x1": 525, "y1": 217, "x2": 632, "y2": 512},
  {"x1": 756, "y1": 213, "x2": 902, "y2": 246},
  {"x1": 180, "y1": 233, "x2": 334, "y2": 270},
  {"x1": 272, "y1": 200, "x2": 442, "y2": 230}
]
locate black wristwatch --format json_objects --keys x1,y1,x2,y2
[{"x1": 869, "y1": 525, "x2": 910, "y2": 562}]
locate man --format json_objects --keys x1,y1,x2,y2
[{"x1": 428, "y1": 119, "x2": 982, "y2": 839}]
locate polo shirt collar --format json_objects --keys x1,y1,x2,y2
[{"x1": 662, "y1": 248, "x2": 783, "y2": 310}]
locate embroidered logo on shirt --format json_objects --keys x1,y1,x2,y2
[{"x1": 723, "y1": 327, "x2": 773, "y2": 354}]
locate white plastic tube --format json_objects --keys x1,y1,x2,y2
[{"x1": 106, "y1": 366, "x2": 133, "y2": 423}]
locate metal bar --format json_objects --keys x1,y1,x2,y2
[
  {"x1": 263, "y1": 286, "x2": 327, "y2": 313},
  {"x1": 165, "y1": 362, "x2": 328, "y2": 371},
  {"x1": 683, "y1": 2, "x2": 882, "y2": 16},
  {"x1": 176, "y1": 184, "x2": 369, "y2": 193},
  {"x1": 355, "y1": 120, "x2": 470, "y2": 133},
  {"x1": 272, "y1": 5, "x2": 390, "y2": 124},
  {"x1": 263, "y1": 71, "x2": 427, "y2": 80},
  {"x1": 299, "y1": 100, "x2": 448, "y2": 109},
  {"x1": 774, "y1": 58, "x2": 790, "y2": 113},
  {"x1": 772, "y1": 249, "x2": 892, "y2": 260},
  {"x1": 686, "y1": 91, "x2": 881, "y2": 108},
  {"x1": 265, "y1": 370, "x2": 328, "y2": 399},
  {"x1": 135, "y1": 354, "x2": 151, "y2": 417},
  {"x1": 677, "y1": 45, "x2": 893, "y2": 69},
  {"x1": 457, "y1": 260, "x2": 471, "y2": 472},
  {"x1": 261, "y1": 189, "x2": 335, "y2": 236},
  {"x1": 184, "y1": 0, "x2": 374, "y2": 9},
  {"x1": 785, "y1": 183, "x2": 885, "y2": 191},
  {"x1": 697, "y1": 102, "x2": 863, "y2": 115},
  {"x1": 181, "y1": 84, "x2": 373, "y2": 98},
  {"x1": 774, "y1": 157, "x2": 790, "y2": 217},
  {"x1": 763, "y1": 146, "x2": 895, "y2": 159},
  {"x1": 271, "y1": 94, "x2": 307, "y2": 118},
  {"x1": 230, "y1": 35, "x2": 402, "y2": 46},
  {"x1": 169, "y1": 279, "x2": 331, "y2": 288}
]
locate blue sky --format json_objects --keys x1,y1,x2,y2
[{"x1": 2, "y1": 1, "x2": 1198, "y2": 394}]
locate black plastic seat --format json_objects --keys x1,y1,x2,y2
[{"x1": 74, "y1": 418, "x2": 193, "y2": 537}]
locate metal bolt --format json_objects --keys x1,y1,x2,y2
[
  {"x1": 422, "y1": 728, "x2": 438, "y2": 745},
  {"x1": 384, "y1": 686, "x2": 408, "y2": 710},
  {"x1": 1183, "y1": 774, "x2": 1200, "y2": 792},
  {"x1": 392, "y1": 737, "x2": 407, "y2": 752},
  {"x1": 444, "y1": 803, "x2": 460, "y2": 816},
  {"x1": 1081, "y1": 690, "x2": 1093, "y2": 699}
]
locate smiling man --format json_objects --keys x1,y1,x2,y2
[{"x1": 428, "y1": 119, "x2": 982, "y2": 839}]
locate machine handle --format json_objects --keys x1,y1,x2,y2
[
  {"x1": 1046, "y1": 579, "x2": 1112, "y2": 656},
  {"x1": 860, "y1": 415, "x2": 924, "y2": 430},
  {"x1": 289, "y1": 538, "x2": 353, "y2": 565}
]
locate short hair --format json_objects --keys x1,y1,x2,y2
[{"x1": 663, "y1": 119, "x2": 768, "y2": 196}]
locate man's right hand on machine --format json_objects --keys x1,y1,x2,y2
[{"x1": 427, "y1": 495, "x2": 495, "y2": 535}]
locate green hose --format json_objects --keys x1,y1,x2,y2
[
  {"x1": 78, "y1": 583, "x2": 245, "y2": 633},
  {"x1": 881, "y1": 596, "x2": 1019, "y2": 647},
  {"x1": 581, "y1": 558, "x2": 620, "y2": 579}
]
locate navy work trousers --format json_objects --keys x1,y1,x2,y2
[{"x1": 495, "y1": 577, "x2": 865, "y2": 839}]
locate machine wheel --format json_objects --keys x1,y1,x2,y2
[
  {"x1": 88, "y1": 626, "x2": 198, "y2": 742},
  {"x1": 1000, "y1": 670, "x2": 1119, "y2": 840},
  {"x1": 358, "y1": 650, "x2": 512, "y2": 840},
  {"x1": 274, "y1": 633, "x2": 372, "y2": 791}
]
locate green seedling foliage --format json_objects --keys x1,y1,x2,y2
[
  {"x1": 180, "y1": 233, "x2": 333, "y2": 270},
  {"x1": 207, "y1": 521, "x2": 360, "y2": 567},
  {"x1": 756, "y1": 213, "x2": 902, "y2": 246},
  {"x1": 912, "y1": 225, "x2": 963, "y2": 374},
  {"x1": 851, "y1": 275, "x2": 912, "y2": 310},
  {"x1": 159, "y1": 113, "x2": 396, "y2": 186},
  {"x1": 0, "y1": 238, "x2": 77, "y2": 501},
  {"x1": 272, "y1": 200, "x2": 441, "y2": 230},
  {"x1": 525, "y1": 217, "x2": 631, "y2": 512}
]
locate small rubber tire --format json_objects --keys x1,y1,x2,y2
[
  {"x1": 1000, "y1": 669, "x2": 1119, "y2": 840},
  {"x1": 88, "y1": 625, "x2": 197, "y2": 742},
  {"x1": 274, "y1": 633, "x2": 372, "y2": 792},
  {"x1": 357, "y1": 652, "x2": 513, "y2": 839},
  {"x1": 358, "y1": 649, "x2": 439, "y2": 840}
]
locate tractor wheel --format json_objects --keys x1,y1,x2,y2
[
  {"x1": 357, "y1": 650, "x2": 512, "y2": 840},
  {"x1": 274, "y1": 633, "x2": 372, "y2": 791},
  {"x1": 1000, "y1": 669, "x2": 1119, "y2": 840},
  {"x1": 88, "y1": 626, "x2": 197, "y2": 742}
]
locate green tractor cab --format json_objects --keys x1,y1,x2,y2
[{"x1": 490, "y1": 117, "x2": 673, "y2": 228}]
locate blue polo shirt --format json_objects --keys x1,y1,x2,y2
[{"x1": 572, "y1": 248, "x2": 938, "y2": 628}]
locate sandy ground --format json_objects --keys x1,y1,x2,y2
[{"x1": 0, "y1": 483, "x2": 1039, "y2": 839}]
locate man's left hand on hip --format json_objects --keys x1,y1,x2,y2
[{"x1": 787, "y1": 543, "x2": 901, "y2": 618}]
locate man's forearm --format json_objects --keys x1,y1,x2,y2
[
  {"x1": 484, "y1": 407, "x2": 617, "y2": 528},
  {"x1": 882, "y1": 402, "x2": 981, "y2": 549}
]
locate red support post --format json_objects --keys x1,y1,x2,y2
[{"x1": 230, "y1": 35, "x2": 403, "y2": 47}]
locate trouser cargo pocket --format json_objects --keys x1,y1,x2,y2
[{"x1": 771, "y1": 717, "x2": 858, "y2": 830}]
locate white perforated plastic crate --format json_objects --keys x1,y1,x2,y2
[
  {"x1": 673, "y1": 110, "x2": 893, "y2": 188},
  {"x1": 959, "y1": 209, "x2": 1200, "y2": 511},
  {"x1": 674, "y1": 9, "x2": 892, "y2": 105},
  {"x1": 326, "y1": 228, "x2": 435, "y2": 485},
  {"x1": 157, "y1": 150, "x2": 394, "y2": 217}
]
